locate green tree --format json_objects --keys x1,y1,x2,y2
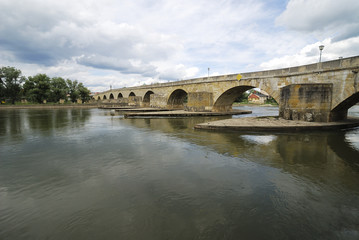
[
  {"x1": 0, "y1": 66, "x2": 26, "y2": 104},
  {"x1": 265, "y1": 97, "x2": 278, "y2": 105},
  {"x1": 235, "y1": 90, "x2": 252, "y2": 103},
  {"x1": 77, "y1": 83, "x2": 91, "y2": 103},
  {"x1": 24, "y1": 74, "x2": 51, "y2": 103},
  {"x1": 0, "y1": 77, "x2": 4, "y2": 102},
  {"x1": 49, "y1": 77, "x2": 68, "y2": 103},
  {"x1": 66, "y1": 79, "x2": 79, "y2": 103}
]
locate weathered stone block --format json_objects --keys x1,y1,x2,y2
[
  {"x1": 279, "y1": 84, "x2": 333, "y2": 122},
  {"x1": 150, "y1": 94, "x2": 167, "y2": 108},
  {"x1": 128, "y1": 96, "x2": 142, "y2": 106},
  {"x1": 186, "y1": 92, "x2": 213, "y2": 112}
]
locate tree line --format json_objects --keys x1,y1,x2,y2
[{"x1": 0, "y1": 66, "x2": 91, "y2": 104}]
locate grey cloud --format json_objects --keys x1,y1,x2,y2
[
  {"x1": 332, "y1": 25, "x2": 359, "y2": 42},
  {"x1": 304, "y1": 48, "x2": 318, "y2": 58},
  {"x1": 0, "y1": 1, "x2": 80, "y2": 65},
  {"x1": 276, "y1": 0, "x2": 359, "y2": 41},
  {"x1": 0, "y1": 0, "x2": 178, "y2": 72},
  {"x1": 77, "y1": 55, "x2": 158, "y2": 77}
]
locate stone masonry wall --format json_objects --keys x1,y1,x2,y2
[
  {"x1": 279, "y1": 84, "x2": 333, "y2": 122},
  {"x1": 185, "y1": 92, "x2": 213, "y2": 112},
  {"x1": 150, "y1": 94, "x2": 168, "y2": 108}
]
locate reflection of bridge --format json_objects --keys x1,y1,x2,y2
[
  {"x1": 94, "y1": 56, "x2": 359, "y2": 122},
  {"x1": 122, "y1": 117, "x2": 359, "y2": 173}
]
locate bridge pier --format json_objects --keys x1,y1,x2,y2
[
  {"x1": 149, "y1": 94, "x2": 168, "y2": 108},
  {"x1": 279, "y1": 84, "x2": 333, "y2": 122},
  {"x1": 185, "y1": 92, "x2": 213, "y2": 112},
  {"x1": 128, "y1": 96, "x2": 142, "y2": 107}
]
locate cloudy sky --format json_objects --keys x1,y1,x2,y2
[{"x1": 1, "y1": 0, "x2": 359, "y2": 92}]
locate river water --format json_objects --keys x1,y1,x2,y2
[{"x1": 1, "y1": 106, "x2": 359, "y2": 240}]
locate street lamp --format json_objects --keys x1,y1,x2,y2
[
  {"x1": 208, "y1": 67, "x2": 210, "y2": 77},
  {"x1": 319, "y1": 45, "x2": 324, "y2": 63}
]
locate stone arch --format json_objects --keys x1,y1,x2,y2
[
  {"x1": 109, "y1": 93, "x2": 114, "y2": 99},
  {"x1": 143, "y1": 91, "x2": 154, "y2": 107},
  {"x1": 167, "y1": 89, "x2": 188, "y2": 109},
  {"x1": 213, "y1": 86, "x2": 254, "y2": 112},
  {"x1": 118, "y1": 93, "x2": 123, "y2": 98},
  {"x1": 330, "y1": 92, "x2": 359, "y2": 121},
  {"x1": 97, "y1": 96, "x2": 101, "y2": 101},
  {"x1": 103, "y1": 95, "x2": 107, "y2": 100},
  {"x1": 213, "y1": 84, "x2": 279, "y2": 112},
  {"x1": 129, "y1": 92, "x2": 136, "y2": 97}
]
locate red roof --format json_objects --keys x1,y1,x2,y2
[{"x1": 248, "y1": 93, "x2": 260, "y2": 99}]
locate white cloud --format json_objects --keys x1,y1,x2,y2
[
  {"x1": 260, "y1": 37, "x2": 359, "y2": 69},
  {"x1": 76, "y1": 55, "x2": 157, "y2": 76},
  {"x1": 155, "y1": 63, "x2": 199, "y2": 80}
]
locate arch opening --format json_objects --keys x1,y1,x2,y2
[
  {"x1": 213, "y1": 86, "x2": 253, "y2": 112},
  {"x1": 97, "y1": 96, "x2": 101, "y2": 101},
  {"x1": 330, "y1": 92, "x2": 359, "y2": 121},
  {"x1": 143, "y1": 91, "x2": 154, "y2": 107},
  {"x1": 167, "y1": 89, "x2": 188, "y2": 109},
  {"x1": 109, "y1": 93, "x2": 114, "y2": 99},
  {"x1": 213, "y1": 86, "x2": 278, "y2": 112},
  {"x1": 129, "y1": 92, "x2": 136, "y2": 97},
  {"x1": 118, "y1": 93, "x2": 123, "y2": 98},
  {"x1": 103, "y1": 95, "x2": 107, "y2": 100}
]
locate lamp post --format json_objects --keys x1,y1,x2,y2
[
  {"x1": 319, "y1": 45, "x2": 324, "y2": 63},
  {"x1": 208, "y1": 67, "x2": 210, "y2": 77}
]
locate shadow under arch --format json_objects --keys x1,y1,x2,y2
[
  {"x1": 109, "y1": 93, "x2": 114, "y2": 99},
  {"x1": 103, "y1": 95, "x2": 107, "y2": 100},
  {"x1": 212, "y1": 86, "x2": 254, "y2": 112},
  {"x1": 330, "y1": 92, "x2": 359, "y2": 121},
  {"x1": 118, "y1": 93, "x2": 123, "y2": 98},
  {"x1": 97, "y1": 96, "x2": 101, "y2": 101},
  {"x1": 167, "y1": 89, "x2": 187, "y2": 109},
  {"x1": 129, "y1": 92, "x2": 136, "y2": 97},
  {"x1": 143, "y1": 91, "x2": 154, "y2": 107}
]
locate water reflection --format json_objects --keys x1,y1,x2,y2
[
  {"x1": 328, "y1": 129, "x2": 359, "y2": 170},
  {"x1": 0, "y1": 110, "x2": 25, "y2": 142},
  {"x1": 1, "y1": 108, "x2": 359, "y2": 240},
  {"x1": 345, "y1": 129, "x2": 359, "y2": 151},
  {"x1": 0, "y1": 109, "x2": 91, "y2": 142},
  {"x1": 240, "y1": 135, "x2": 277, "y2": 144},
  {"x1": 121, "y1": 117, "x2": 359, "y2": 187},
  {"x1": 120, "y1": 115, "x2": 359, "y2": 239}
]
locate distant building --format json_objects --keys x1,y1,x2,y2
[{"x1": 248, "y1": 91, "x2": 269, "y2": 104}]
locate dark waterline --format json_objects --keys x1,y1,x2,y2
[{"x1": 0, "y1": 106, "x2": 359, "y2": 240}]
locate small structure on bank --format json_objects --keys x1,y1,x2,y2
[{"x1": 248, "y1": 91, "x2": 269, "y2": 104}]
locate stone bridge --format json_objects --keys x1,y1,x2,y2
[{"x1": 94, "y1": 56, "x2": 359, "y2": 122}]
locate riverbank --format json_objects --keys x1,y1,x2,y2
[
  {"x1": 0, "y1": 104, "x2": 98, "y2": 109},
  {"x1": 195, "y1": 116, "x2": 359, "y2": 132},
  {"x1": 232, "y1": 102, "x2": 279, "y2": 107}
]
